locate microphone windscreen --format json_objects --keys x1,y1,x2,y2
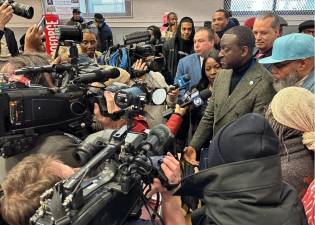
[
  {"x1": 108, "y1": 68, "x2": 120, "y2": 78},
  {"x1": 183, "y1": 74, "x2": 192, "y2": 82},
  {"x1": 149, "y1": 124, "x2": 172, "y2": 146},
  {"x1": 199, "y1": 89, "x2": 212, "y2": 100}
]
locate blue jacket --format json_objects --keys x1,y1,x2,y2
[
  {"x1": 174, "y1": 53, "x2": 202, "y2": 96},
  {"x1": 97, "y1": 22, "x2": 113, "y2": 52},
  {"x1": 303, "y1": 69, "x2": 315, "y2": 93}
]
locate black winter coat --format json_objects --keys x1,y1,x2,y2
[{"x1": 178, "y1": 155, "x2": 308, "y2": 225}]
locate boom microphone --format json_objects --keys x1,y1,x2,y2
[
  {"x1": 73, "y1": 68, "x2": 120, "y2": 83},
  {"x1": 14, "y1": 64, "x2": 73, "y2": 75},
  {"x1": 140, "y1": 124, "x2": 172, "y2": 156}
]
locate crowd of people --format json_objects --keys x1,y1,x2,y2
[{"x1": 0, "y1": 1, "x2": 314, "y2": 225}]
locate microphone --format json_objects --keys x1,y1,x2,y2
[
  {"x1": 14, "y1": 64, "x2": 73, "y2": 75},
  {"x1": 180, "y1": 88, "x2": 212, "y2": 108},
  {"x1": 162, "y1": 89, "x2": 212, "y2": 118},
  {"x1": 73, "y1": 68, "x2": 120, "y2": 83},
  {"x1": 140, "y1": 124, "x2": 172, "y2": 156},
  {"x1": 174, "y1": 74, "x2": 191, "y2": 90},
  {"x1": 123, "y1": 31, "x2": 151, "y2": 45}
]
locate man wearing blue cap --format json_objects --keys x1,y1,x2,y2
[{"x1": 259, "y1": 33, "x2": 315, "y2": 92}]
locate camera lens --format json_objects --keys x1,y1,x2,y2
[{"x1": 11, "y1": 2, "x2": 34, "y2": 19}]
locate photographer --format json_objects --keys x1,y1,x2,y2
[
  {"x1": 0, "y1": 153, "x2": 184, "y2": 225},
  {"x1": 0, "y1": 0, "x2": 18, "y2": 63},
  {"x1": 130, "y1": 58, "x2": 179, "y2": 128}
]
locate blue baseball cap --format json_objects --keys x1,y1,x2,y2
[{"x1": 259, "y1": 33, "x2": 315, "y2": 64}]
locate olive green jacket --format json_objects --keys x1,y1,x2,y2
[{"x1": 190, "y1": 61, "x2": 276, "y2": 151}]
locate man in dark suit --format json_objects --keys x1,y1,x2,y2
[{"x1": 184, "y1": 26, "x2": 276, "y2": 164}]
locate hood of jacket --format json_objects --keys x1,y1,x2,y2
[{"x1": 178, "y1": 113, "x2": 307, "y2": 225}]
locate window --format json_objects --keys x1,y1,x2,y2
[
  {"x1": 225, "y1": 0, "x2": 315, "y2": 15},
  {"x1": 80, "y1": 0, "x2": 132, "y2": 17}
]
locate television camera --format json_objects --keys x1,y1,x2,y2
[
  {"x1": 30, "y1": 124, "x2": 173, "y2": 225},
  {"x1": 106, "y1": 31, "x2": 165, "y2": 75},
  {"x1": 0, "y1": 25, "x2": 121, "y2": 158}
]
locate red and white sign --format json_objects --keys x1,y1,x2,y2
[{"x1": 44, "y1": 14, "x2": 59, "y2": 56}]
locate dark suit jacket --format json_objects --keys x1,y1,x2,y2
[
  {"x1": 189, "y1": 61, "x2": 276, "y2": 151},
  {"x1": 0, "y1": 27, "x2": 19, "y2": 57}
]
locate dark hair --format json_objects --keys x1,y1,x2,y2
[
  {"x1": 147, "y1": 25, "x2": 162, "y2": 41},
  {"x1": 94, "y1": 13, "x2": 104, "y2": 22},
  {"x1": 227, "y1": 10, "x2": 233, "y2": 17},
  {"x1": 167, "y1": 12, "x2": 177, "y2": 21},
  {"x1": 175, "y1": 16, "x2": 195, "y2": 41},
  {"x1": 196, "y1": 27, "x2": 215, "y2": 41},
  {"x1": 197, "y1": 52, "x2": 221, "y2": 91},
  {"x1": 224, "y1": 26, "x2": 255, "y2": 53},
  {"x1": 215, "y1": 9, "x2": 229, "y2": 19}
]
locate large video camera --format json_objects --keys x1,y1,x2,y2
[
  {"x1": 0, "y1": 25, "x2": 121, "y2": 158},
  {"x1": 106, "y1": 31, "x2": 165, "y2": 75},
  {"x1": 125, "y1": 31, "x2": 164, "y2": 74},
  {"x1": 0, "y1": 0, "x2": 34, "y2": 19},
  {"x1": 30, "y1": 124, "x2": 172, "y2": 225},
  {"x1": 114, "y1": 82, "x2": 167, "y2": 110},
  {"x1": 0, "y1": 64, "x2": 121, "y2": 158}
]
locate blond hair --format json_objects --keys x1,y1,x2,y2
[{"x1": 0, "y1": 154, "x2": 62, "y2": 225}]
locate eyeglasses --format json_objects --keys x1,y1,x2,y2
[{"x1": 273, "y1": 60, "x2": 296, "y2": 69}]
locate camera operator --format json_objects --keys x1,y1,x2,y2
[
  {"x1": 56, "y1": 28, "x2": 102, "y2": 64},
  {"x1": 93, "y1": 90, "x2": 186, "y2": 136},
  {"x1": 130, "y1": 58, "x2": 179, "y2": 128},
  {"x1": 0, "y1": 52, "x2": 55, "y2": 88},
  {"x1": 0, "y1": 0, "x2": 19, "y2": 63},
  {"x1": 0, "y1": 51, "x2": 81, "y2": 181},
  {"x1": 0, "y1": 153, "x2": 184, "y2": 225}
]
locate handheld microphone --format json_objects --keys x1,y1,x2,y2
[
  {"x1": 180, "y1": 88, "x2": 212, "y2": 108},
  {"x1": 173, "y1": 74, "x2": 191, "y2": 90},
  {"x1": 123, "y1": 31, "x2": 151, "y2": 45},
  {"x1": 73, "y1": 68, "x2": 120, "y2": 83},
  {"x1": 162, "y1": 89, "x2": 212, "y2": 118},
  {"x1": 140, "y1": 124, "x2": 172, "y2": 156}
]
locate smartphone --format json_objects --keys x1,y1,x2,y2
[{"x1": 37, "y1": 16, "x2": 46, "y2": 28}]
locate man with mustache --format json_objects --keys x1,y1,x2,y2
[
  {"x1": 183, "y1": 26, "x2": 275, "y2": 165},
  {"x1": 259, "y1": 33, "x2": 315, "y2": 92}
]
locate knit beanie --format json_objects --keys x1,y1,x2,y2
[{"x1": 207, "y1": 113, "x2": 279, "y2": 168}]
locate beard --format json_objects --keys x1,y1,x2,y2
[{"x1": 273, "y1": 72, "x2": 301, "y2": 92}]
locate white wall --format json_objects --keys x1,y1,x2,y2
[{"x1": 7, "y1": 0, "x2": 314, "y2": 46}]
